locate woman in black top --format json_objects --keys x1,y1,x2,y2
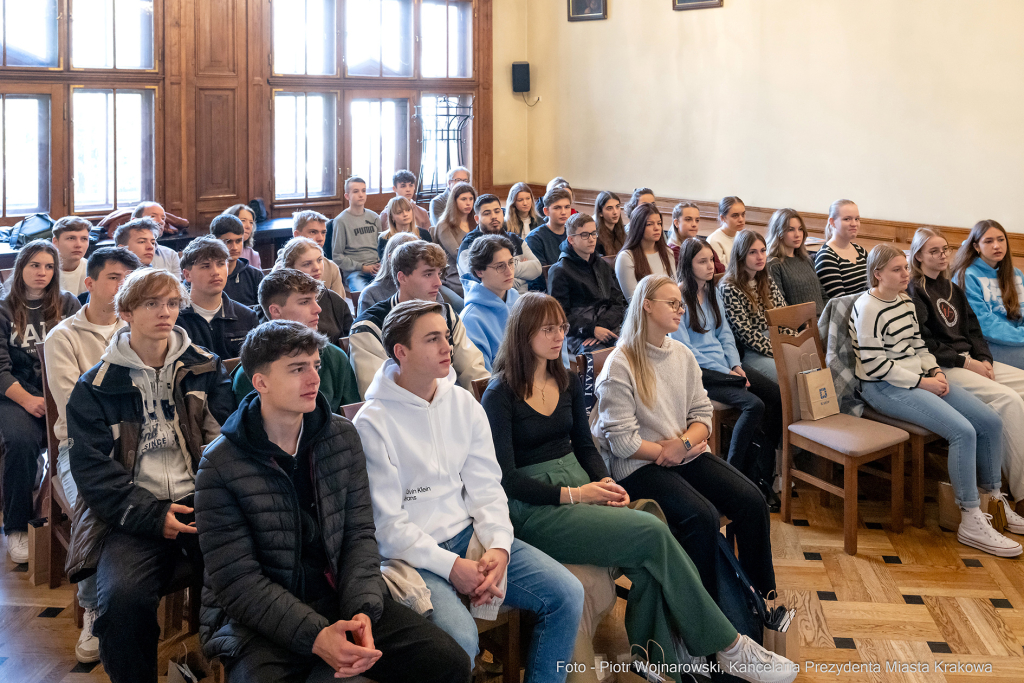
[{"x1": 481, "y1": 292, "x2": 791, "y2": 683}]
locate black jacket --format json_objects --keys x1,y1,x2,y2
[
  {"x1": 457, "y1": 226, "x2": 527, "y2": 261},
  {"x1": 910, "y1": 275, "x2": 993, "y2": 368},
  {"x1": 177, "y1": 292, "x2": 258, "y2": 361},
  {"x1": 222, "y1": 257, "x2": 264, "y2": 308},
  {"x1": 317, "y1": 288, "x2": 354, "y2": 346},
  {"x1": 547, "y1": 242, "x2": 627, "y2": 348},
  {"x1": 195, "y1": 392, "x2": 384, "y2": 660}
]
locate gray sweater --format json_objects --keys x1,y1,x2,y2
[
  {"x1": 593, "y1": 338, "x2": 713, "y2": 481},
  {"x1": 332, "y1": 208, "x2": 382, "y2": 275},
  {"x1": 768, "y1": 255, "x2": 824, "y2": 317}
]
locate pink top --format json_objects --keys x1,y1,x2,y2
[{"x1": 242, "y1": 246, "x2": 262, "y2": 270}]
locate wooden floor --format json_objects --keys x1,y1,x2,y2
[{"x1": 1, "y1": 483, "x2": 1024, "y2": 682}]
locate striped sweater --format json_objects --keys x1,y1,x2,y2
[
  {"x1": 814, "y1": 243, "x2": 868, "y2": 300},
  {"x1": 849, "y1": 291, "x2": 938, "y2": 389}
]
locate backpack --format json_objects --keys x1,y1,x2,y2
[
  {"x1": 9, "y1": 213, "x2": 56, "y2": 249},
  {"x1": 248, "y1": 198, "x2": 268, "y2": 223}
]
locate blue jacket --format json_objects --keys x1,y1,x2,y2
[
  {"x1": 670, "y1": 292, "x2": 742, "y2": 374},
  {"x1": 963, "y1": 260, "x2": 1024, "y2": 346},
  {"x1": 461, "y1": 282, "x2": 519, "y2": 372}
]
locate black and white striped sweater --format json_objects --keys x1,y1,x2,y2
[{"x1": 849, "y1": 291, "x2": 938, "y2": 389}]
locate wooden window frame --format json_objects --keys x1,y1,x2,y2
[
  {"x1": 270, "y1": 88, "x2": 343, "y2": 207},
  {"x1": 67, "y1": 0, "x2": 164, "y2": 74},
  {"x1": 0, "y1": 82, "x2": 66, "y2": 224}
]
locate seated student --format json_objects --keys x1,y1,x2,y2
[
  {"x1": 614, "y1": 202, "x2": 675, "y2": 300},
  {"x1": 275, "y1": 237, "x2": 353, "y2": 344},
  {"x1": 113, "y1": 217, "x2": 160, "y2": 269},
  {"x1": 504, "y1": 182, "x2": 543, "y2": 238},
  {"x1": 431, "y1": 181, "x2": 477, "y2": 302},
  {"x1": 594, "y1": 191, "x2": 626, "y2": 257},
  {"x1": 353, "y1": 300, "x2": 585, "y2": 682},
  {"x1": 292, "y1": 209, "x2": 346, "y2": 298},
  {"x1": 533, "y1": 176, "x2": 573, "y2": 217},
  {"x1": 674, "y1": 238, "x2": 782, "y2": 505},
  {"x1": 457, "y1": 193, "x2": 542, "y2": 294},
  {"x1": 595, "y1": 275, "x2": 779, "y2": 608},
  {"x1": 851, "y1": 245, "x2": 1021, "y2": 557},
  {"x1": 526, "y1": 187, "x2": 573, "y2": 269},
  {"x1": 484, "y1": 292, "x2": 797, "y2": 683},
  {"x1": 954, "y1": 219, "x2": 1024, "y2": 371},
  {"x1": 670, "y1": 202, "x2": 725, "y2": 273},
  {"x1": 720, "y1": 229, "x2": 789, "y2": 382},
  {"x1": 429, "y1": 165, "x2": 471, "y2": 226},
  {"x1": 547, "y1": 213, "x2": 626, "y2": 355},
  {"x1": 621, "y1": 187, "x2": 655, "y2": 233},
  {"x1": 211, "y1": 213, "x2": 264, "y2": 308},
  {"x1": 45, "y1": 247, "x2": 141, "y2": 663},
  {"x1": 358, "y1": 232, "x2": 441, "y2": 315},
  {"x1": 707, "y1": 196, "x2": 745, "y2": 268},
  {"x1": 333, "y1": 176, "x2": 382, "y2": 292},
  {"x1": 380, "y1": 169, "x2": 431, "y2": 234},
  {"x1": 66, "y1": 268, "x2": 234, "y2": 683},
  {"x1": 912, "y1": 227, "x2": 1024, "y2": 510},
  {"x1": 133, "y1": 202, "x2": 182, "y2": 278},
  {"x1": 377, "y1": 195, "x2": 431, "y2": 260},
  {"x1": 52, "y1": 216, "x2": 92, "y2": 296},
  {"x1": 197, "y1": 320, "x2": 470, "y2": 683},
  {"x1": 350, "y1": 240, "x2": 488, "y2": 398},
  {"x1": 222, "y1": 203, "x2": 262, "y2": 269},
  {"x1": 233, "y1": 269, "x2": 359, "y2": 411},
  {"x1": 461, "y1": 235, "x2": 520, "y2": 372},
  {"x1": 0, "y1": 241, "x2": 81, "y2": 564},
  {"x1": 766, "y1": 208, "x2": 824, "y2": 316},
  {"x1": 177, "y1": 235, "x2": 258, "y2": 361},
  {"x1": 814, "y1": 199, "x2": 868, "y2": 300}
]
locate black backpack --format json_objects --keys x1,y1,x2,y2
[
  {"x1": 9, "y1": 213, "x2": 56, "y2": 249},
  {"x1": 247, "y1": 198, "x2": 268, "y2": 223}
]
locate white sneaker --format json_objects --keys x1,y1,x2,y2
[
  {"x1": 75, "y1": 608, "x2": 100, "y2": 663},
  {"x1": 6, "y1": 531, "x2": 28, "y2": 564},
  {"x1": 716, "y1": 634, "x2": 798, "y2": 683},
  {"x1": 958, "y1": 507, "x2": 1023, "y2": 557},
  {"x1": 989, "y1": 492, "x2": 1024, "y2": 535}
]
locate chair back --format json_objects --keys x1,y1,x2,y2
[
  {"x1": 589, "y1": 347, "x2": 614, "y2": 377},
  {"x1": 471, "y1": 377, "x2": 490, "y2": 403},
  {"x1": 541, "y1": 264, "x2": 550, "y2": 281},
  {"x1": 712, "y1": 272, "x2": 724, "y2": 288},
  {"x1": 766, "y1": 302, "x2": 825, "y2": 429},
  {"x1": 35, "y1": 342, "x2": 61, "y2": 469},
  {"x1": 601, "y1": 255, "x2": 616, "y2": 267},
  {"x1": 338, "y1": 336, "x2": 351, "y2": 354},
  {"x1": 0, "y1": 268, "x2": 13, "y2": 284},
  {"x1": 341, "y1": 401, "x2": 364, "y2": 421},
  {"x1": 223, "y1": 357, "x2": 240, "y2": 375},
  {"x1": 347, "y1": 290, "x2": 361, "y2": 311}
]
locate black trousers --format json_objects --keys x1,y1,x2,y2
[
  {"x1": 224, "y1": 596, "x2": 472, "y2": 683},
  {"x1": 705, "y1": 365, "x2": 782, "y2": 482},
  {"x1": 93, "y1": 528, "x2": 204, "y2": 683},
  {"x1": 0, "y1": 396, "x2": 45, "y2": 534},
  {"x1": 619, "y1": 454, "x2": 776, "y2": 601}
]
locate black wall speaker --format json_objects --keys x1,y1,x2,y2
[{"x1": 512, "y1": 62, "x2": 530, "y2": 93}]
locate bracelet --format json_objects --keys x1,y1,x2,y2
[
  {"x1": 567, "y1": 487, "x2": 574, "y2": 505},
  {"x1": 577, "y1": 487, "x2": 583, "y2": 505}
]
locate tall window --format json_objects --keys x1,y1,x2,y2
[
  {"x1": 1, "y1": 1, "x2": 59, "y2": 67},
  {"x1": 0, "y1": 95, "x2": 51, "y2": 216},
  {"x1": 344, "y1": 0, "x2": 413, "y2": 77},
  {"x1": 274, "y1": 92, "x2": 338, "y2": 201},
  {"x1": 72, "y1": 88, "x2": 156, "y2": 212},
  {"x1": 273, "y1": 0, "x2": 336, "y2": 75},
  {"x1": 421, "y1": 0, "x2": 472, "y2": 78},
  {"x1": 72, "y1": 0, "x2": 155, "y2": 70},
  {"x1": 350, "y1": 98, "x2": 409, "y2": 194}
]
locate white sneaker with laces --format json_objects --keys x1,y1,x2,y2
[
  {"x1": 6, "y1": 531, "x2": 28, "y2": 564},
  {"x1": 989, "y1": 492, "x2": 1024, "y2": 535},
  {"x1": 75, "y1": 608, "x2": 100, "y2": 664},
  {"x1": 716, "y1": 634, "x2": 798, "y2": 683},
  {"x1": 957, "y1": 506, "x2": 1023, "y2": 557}
]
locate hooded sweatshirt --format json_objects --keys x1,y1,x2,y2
[
  {"x1": 962, "y1": 260, "x2": 1024, "y2": 346},
  {"x1": 456, "y1": 227, "x2": 543, "y2": 294},
  {"x1": 460, "y1": 283, "x2": 520, "y2": 372},
  {"x1": 353, "y1": 361, "x2": 513, "y2": 579},
  {"x1": 910, "y1": 274, "x2": 992, "y2": 368}
]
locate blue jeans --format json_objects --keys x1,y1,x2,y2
[
  {"x1": 57, "y1": 444, "x2": 98, "y2": 610},
  {"x1": 345, "y1": 271, "x2": 376, "y2": 292},
  {"x1": 859, "y1": 381, "x2": 1003, "y2": 507},
  {"x1": 989, "y1": 342, "x2": 1024, "y2": 372},
  {"x1": 742, "y1": 351, "x2": 778, "y2": 383},
  {"x1": 416, "y1": 524, "x2": 584, "y2": 683}
]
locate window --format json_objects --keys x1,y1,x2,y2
[
  {"x1": 72, "y1": 88, "x2": 156, "y2": 212},
  {"x1": 0, "y1": 95, "x2": 50, "y2": 216},
  {"x1": 350, "y1": 97, "x2": 409, "y2": 194},
  {"x1": 72, "y1": 0, "x2": 155, "y2": 70},
  {"x1": 418, "y1": 94, "x2": 472, "y2": 193},
  {"x1": 344, "y1": 0, "x2": 413, "y2": 77},
  {"x1": 1, "y1": 0, "x2": 59, "y2": 67},
  {"x1": 421, "y1": 0, "x2": 473, "y2": 78},
  {"x1": 273, "y1": 0, "x2": 336, "y2": 76},
  {"x1": 274, "y1": 92, "x2": 338, "y2": 201}
]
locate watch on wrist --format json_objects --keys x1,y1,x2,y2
[{"x1": 682, "y1": 436, "x2": 693, "y2": 451}]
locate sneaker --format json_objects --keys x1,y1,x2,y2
[
  {"x1": 957, "y1": 507, "x2": 1023, "y2": 557},
  {"x1": 716, "y1": 634, "x2": 798, "y2": 683},
  {"x1": 990, "y1": 492, "x2": 1024, "y2": 535},
  {"x1": 6, "y1": 531, "x2": 28, "y2": 564},
  {"x1": 75, "y1": 608, "x2": 100, "y2": 664}
]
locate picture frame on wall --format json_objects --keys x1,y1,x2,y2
[
  {"x1": 568, "y1": 0, "x2": 607, "y2": 22},
  {"x1": 673, "y1": 0, "x2": 724, "y2": 10}
]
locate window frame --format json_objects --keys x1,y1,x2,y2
[
  {"x1": 67, "y1": 0, "x2": 163, "y2": 74},
  {"x1": 270, "y1": 87, "x2": 344, "y2": 207},
  {"x1": 0, "y1": 82, "x2": 66, "y2": 223},
  {"x1": 342, "y1": 88, "x2": 416, "y2": 207},
  {"x1": 0, "y1": 0, "x2": 64, "y2": 71}
]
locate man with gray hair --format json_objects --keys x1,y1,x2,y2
[
  {"x1": 292, "y1": 209, "x2": 347, "y2": 298},
  {"x1": 428, "y1": 166, "x2": 470, "y2": 226}
]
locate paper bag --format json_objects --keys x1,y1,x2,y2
[
  {"x1": 167, "y1": 644, "x2": 212, "y2": 683},
  {"x1": 796, "y1": 353, "x2": 839, "y2": 421}
]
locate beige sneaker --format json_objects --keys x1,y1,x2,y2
[
  {"x1": 75, "y1": 608, "x2": 100, "y2": 664},
  {"x1": 958, "y1": 506, "x2": 1023, "y2": 557},
  {"x1": 6, "y1": 531, "x2": 28, "y2": 564},
  {"x1": 716, "y1": 634, "x2": 798, "y2": 683}
]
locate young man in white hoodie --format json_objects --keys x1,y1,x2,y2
[
  {"x1": 44, "y1": 247, "x2": 142, "y2": 663},
  {"x1": 353, "y1": 299, "x2": 584, "y2": 682},
  {"x1": 65, "y1": 268, "x2": 235, "y2": 683}
]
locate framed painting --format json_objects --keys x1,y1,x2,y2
[
  {"x1": 568, "y1": 0, "x2": 607, "y2": 22},
  {"x1": 673, "y1": 0, "x2": 724, "y2": 10}
]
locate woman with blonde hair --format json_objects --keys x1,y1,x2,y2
[
  {"x1": 377, "y1": 195, "x2": 430, "y2": 260},
  {"x1": 813, "y1": 199, "x2": 868, "y2": 299},
  {"x1": 505, "y1": 182, "x2": 543, "y2": 238},
  {"x1": 851, "y1": 244, "x2": 1020, "y2": 557},
  {"x1": 274, "y1": 236, "x2": 352, "y2": 343},
  {"x1": 766, "y1": 208, "x2": 824, "y2": 315},
  {"x1": 430, "y1": 181, "x2": 477, "y2": 303}
]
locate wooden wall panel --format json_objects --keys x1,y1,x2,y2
[
  {"x1": 195, "y1": 89, "x2": 239, "y2": 200},
  {"x1": 197, "y1": 0, "x2": 238, "y2": 76}
]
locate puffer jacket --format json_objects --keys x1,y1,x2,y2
[
  {"x1": 195, "y1": 392, "x2": 384, "y2": 660},
  {"x1": 547, "y1": 242, "x2": 627, "y2": 352}
]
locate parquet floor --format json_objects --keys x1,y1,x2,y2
[{"x1": 1, "y1": 481, "x2": 1023, "y2": 682}]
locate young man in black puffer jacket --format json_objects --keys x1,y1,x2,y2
[{"x1": 195, "y1": 320, "x2": 470, "y2": 682}]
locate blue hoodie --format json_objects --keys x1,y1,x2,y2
[
  {"x1": 963, "y1": 260, "x2": 1024, "y2": 346},
  {"x1": 670, "y1": 292, "x2": 742, "y2": 374},
  {"x1": 461, "y1": 282, "x2": 520, "y2": 371}
]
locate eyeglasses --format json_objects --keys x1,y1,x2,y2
[
  {"x1": 540, "y1": 323, "x2": 570, "y2": 338},
  {"x1": 570, "y1": 230, "x2": 598, "y2": 241},
  {"x1": 648, "y1": 298, "x2": 685, "y2": 312},
  {"x1": 926, "y1": 246, "x2": 951, "y2": 257},
  {"x1": 140, "y1": 299, "x2": 182, "y2": 312},
  {"x1": 486, "y1": 259, "x2": 517, "y2": 276}
]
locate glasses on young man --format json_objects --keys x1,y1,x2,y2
[
  {"x1": 570, "y1": 230, "x2": 598, "y2": 241},
  {"x1": 486, "y1": 259, "x2": 517, "y2": 276},
  {"x1": 540, "y1": 323, "x2": 570, "y2": 338},
  {"x1": 648, "y1": 298, "x2": 685, "y2": 313},
  {"x1": 140, "y1": 298, "x2": 183, "y2": 312}
]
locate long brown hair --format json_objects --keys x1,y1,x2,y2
[
  {"x1": 5, "y1": 240, "x2": 63, "y2": 340},
  {"x1": 504, "y1": 182, "x2": 541, "y2": 237},
  {"x1": 433, "y1": 181, "x2": 477, "y2": 251},
  {"x1": 493, "y1": 292, "x2": 570, "y2": 400},
  {"x1": 595, "y1": 191, "x2": 626, "y2": 255},
  {"x1": 723, "y1": 229, "x2": 774, "y2": 312},
  {"x1": 766, "y1": 208, "x2": 810, "y2": 261},
  {"x1": 621, "y1": 202, "x2": 674, "y2": 281},
  {"x1": 952, "y1": 219, "x2": 1020, "y2": 320},
  {"x1": 677, "y1": 238, "x2": 722, "y2": 334}
]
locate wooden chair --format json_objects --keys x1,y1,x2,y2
[
  {"x1": 222, "y1": 357, "x2": 240, "y2": 375},
  {"x1": 712, "y1": 272, "x2": 724, "y2": 288},
  {"x1": 766, "y1": 302, "x2": 909, "y2": 555},
  {"x1": 341, "y1": 401, "x2": 363, "y2": 421},
  {"x1": 600, "y1": 255, "x2": 616, "y2": 267},
  {"x1": 0, "y1": 267, "x2": 13, "y2": 284},
  {"x1": 347, "y1": 290, "x2": 361, "y2": 312},
  {"x1": 338, "y1": 336, "x2": 351, "y2": 355},
  {"x1": 708, "y1": 400, "x2": 740, "y2": 460},
  {"x1": 471, "y1": 377, "x2": 490, "y2": 402},
  {"x1": 541, "y1": 264, "x2": 550, "y2": 281}
]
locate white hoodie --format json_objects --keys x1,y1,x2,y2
[{"x1": 354, "y1": 360, "x2": 514, "y2": 579}]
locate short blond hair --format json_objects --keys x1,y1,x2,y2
[
  {"x1": 866, "y1": 243, "x2": 906, "y2": 289},
  {"x1": 115, "y1": 268, "x2": 189, "y2": 316}
]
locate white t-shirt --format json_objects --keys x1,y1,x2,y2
[
  {"x1": 192, "y1": 302, "x2": 221, "y2": 323},
  {"x1": 59, "y1": 259, "x2": 88, "y2": 296}
]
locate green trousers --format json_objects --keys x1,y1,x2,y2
[{"x1": 508, "y1": 454, "x2": 737, "y2": 681}]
